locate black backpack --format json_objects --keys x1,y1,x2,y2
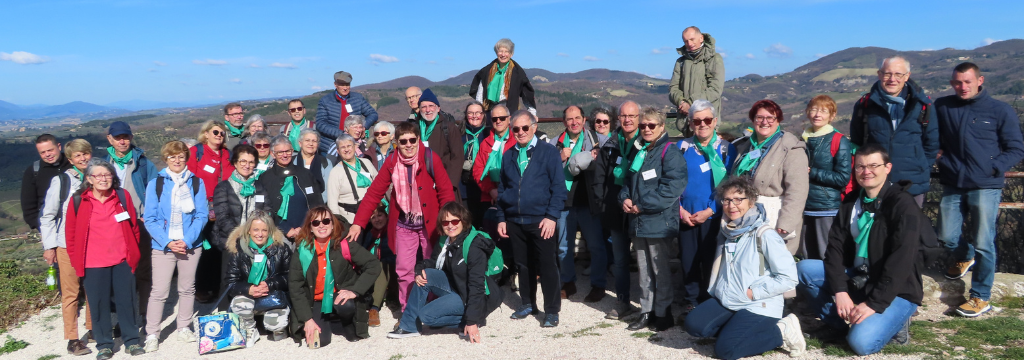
[{"x1": 155, "y1": 176, "x2": 202, "y2": 201}]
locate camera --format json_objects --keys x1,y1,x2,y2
[{"x1": 849, "y1": 264, "x2": 870, "y2": 290}]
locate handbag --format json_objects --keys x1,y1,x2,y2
[
  {"x1": 195, "y1": 312, "x2": 246, "y2": 355},
  {"x1": 252, "y1": 290, "x2": 290, "y2": 313}
]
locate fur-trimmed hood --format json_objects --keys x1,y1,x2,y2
[{"x1": 225, "y1": 223, "x2": 289, "y2": 254}]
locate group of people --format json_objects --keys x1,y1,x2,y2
[{"x1": 20, "y1": 30, "x2": 1024, "y2": 360}]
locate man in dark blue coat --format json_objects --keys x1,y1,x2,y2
[
  {"x1": 935, "y1": 62, "x2": 1024, "y2": 317},
  {"x1": 850, "y1": 56, "x2": 939, "y2": 206},
  {"x1": 315, "y1": 71, "x2": 379, "y2": 154}
]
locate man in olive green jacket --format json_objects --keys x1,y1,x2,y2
[{"x1": 669, "y1": 27, "x2": 725, "y2": 127}]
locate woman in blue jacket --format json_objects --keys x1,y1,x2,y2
[{"x1": 142, "y1": 140, "x2": 209, "y2": 353}]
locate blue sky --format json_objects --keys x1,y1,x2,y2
[{"x1": 0, "y1": 0, "x2": 1020, "y2": 106}]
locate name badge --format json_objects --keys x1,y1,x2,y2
[
  {"x1": 748, "y1": 149, "x2": 762, "y2": 159},
  {"x1": 492, "y1": 141, "x2": 501, "y2": 151},
  {"x1": 423, "y1": 140, "x2": 430, "y2": 148},
  {"x1": 254, "y1": 254, "x2": 265, "y2": 263},
  {"x1": 305, "y1": 186, "x2": 314, "y2": 194},
  {"x1": 700, "y1": 162, "x2": 711, "y2": 173},
  {"x1": 114, "y1": 212, "x2": 130, "y2": 222},
  {"x1": 256, "y1": 163, "x2": 269, "y2": 171},
  {"x1": 726, "y1": 242, "x2": 737, "y2": 254},
  {"x1": 203, "y1": 164, "x2": 216, "y2": 173},
  {"x1": 344, "y1": 104, "x2": 353, "y2": 113},
  {"x1": 615, "y1": 156, "x2": 622, "y2": 165},
  {"x1": 641, "y1": 169, "x2": 657, "y2": 180},
  {"x1": 254, "y1": 195, "x2": 265, "y2": 202}
]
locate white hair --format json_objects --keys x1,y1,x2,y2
[
  {"x1": 880, "y1": 56, "x2": 911, "y2": 73},
  {"x1": 689, "y1": 99, "x2": 716, "y2": 119}
]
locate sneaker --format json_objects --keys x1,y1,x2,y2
[
  {"x1": 777, "y1": 314, "x2": 806, "y2": 357},
  {"x1": 124, "y1": 344, "x2": 145, "y2": 356},
  {"x1": 368, "y1": 308, "x2": 381, "y2": 327},
  {"x1": 583, "y1": 287, "x2": 606, "y2": 303},
  {"x1": 945, "y1": 259, "x2": 975, "y2": 280},
  {"x1": 605, "y1": 301, "x2": 638, "y2": 320},
  {"x1": 245, "y1": 327, "x2": 260, "y2": 347},
  {"x1": 541, "y1": 314, "x2": 560, "y2": 328},
  {"x1": 143, "y1": 334, "x2": 159, "y2": 353},
  {"x1": 176, "y1": 328, "x2": 197, "y2": 343},
  {"x1": 96, "y1": 348, "x2": 114, "y2": 360},
  {"x1": 510, "y1": 304, "x2": 537, "y2": 320},
  {"x1": 269, "y1": 329, "x2": 287, "y2": 342},
  {"x1": 67, "y1": 339, "x2": 92, "y2": 356},
  {"x1": 889, "y1": 318, "x2": 911, "y2": 345},
  {"x1": 387, "y1": 328, "x2": 420, "y2": 339},
  {"x1": 956, "y1": 297, "x2": 992, "y2": 317}
]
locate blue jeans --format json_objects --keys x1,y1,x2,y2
[
  {"x1": 398, "y1": 268, "x2": 465, "y2": 333},
  {"x1": 609, "y1": 228, "x2": 631, "y2": 302},
  {"x1": 937, "y1": 187, "x2": 1002, "y2": 300},
  {"x1": 797, "y1": 260, "x2": 919, "y2": 356},
  {"x1": 556, "y1": 207, "x2": 608, "y2": 287},
  {"x1": 683, "y1": 298, "x2": 783, "y2": 360}
]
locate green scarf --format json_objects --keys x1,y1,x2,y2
[
  {"x1": 72, "y1": 167, "x2": 85, "y2": 182},
  {"x1": 247, "y1": 238, "x2": 271, "y2": 285},
  {"x1": 277, "y1": 176, "x2": 295, "y2": 220},
  {"x1": 561, "y1": 132, "x2": 584, "y2": 190},
  {"x1": 343, "y1": 159, "x2": 372, "y2": 188},
  {"x1": 517, "y1": 144, "x2": 530, "y2": 175},
  {"x1": 224, "y1": 120, "x2": 244, "y2": 137},
  {"x1": 854, "y1": 192, "x2": 876, "y2": 261},
  {"x1": 486, "y1": 62, "x2": 509, "y2": 104},
  {"x1": 231, "y1": 172, "x2": 256, "y2": 197},
  {"x1": 613, "y1": 129, "x2": 637, "y2": 186},
  {"x1": 693, "y1": 133, "x2": 726, "y2": 187},
  {"x1": 107, "y1": 147, "x2": 132, "y2": 169},
  {"x1": 480, "y1": 130, "x2": 509, "y2": 182},
  {"x1": 629, "y1": 139, "x2": 650, "y2": 173},
  {"x1": 288, "y1": 118, "x2": 306, "y2": 151},
  {"x1": 298, "y1": 241, "x2": 335, "y2": 314},
  {"x1": 420, "y1": 116, "x2": 439, "y2": 141},
  {"x1": 734, "y1": 127, "x2": 781, "y2": 176},
  {"x1": 464, "y1": 126, "x2": 485, "y2": 161}
]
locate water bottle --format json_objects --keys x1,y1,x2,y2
[{"x1": 45, "y1": 265, "x2": 57, "y2": 290}]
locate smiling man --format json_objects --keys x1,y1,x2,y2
[
  {"x1": 280, "y1": 99, "x2": 314, "y2": 152},
  {"x1": 21, "y1": 134, "x2": 72, "y2": 231},
  {"x1": 222, "y1": 103, "x2": 246, "y2": 150},
  {"x1": 408, "y1": 88, "x2": 464, "y2": 198},
  {"x1": 315, "y1": 71, "x2": 379, "y2": 154}
]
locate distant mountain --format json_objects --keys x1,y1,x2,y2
[
  {"x1": 355, "y1": 76, "x2": 436, "y2": 91},
  {"x1": 104, "y1": 100, "x2": 212, "y2": 111},
  {"x1": 358, "y1": 68, "x2": 651, "y2": 90},
  {"x1": 0, "y1": 101, "x2": 129, "y2": 121}
]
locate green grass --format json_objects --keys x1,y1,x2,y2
[
  {"x1": 37, "y1": 355, "x2": 59, "y2": 360},
  {"x1": 388, "y1": 354, "x2": 404, "y2": 360},
  {"x1": 630, "y1": 331, "x2": 654, "y2": 338},
  {"x1": 0, "y1": 335, "x2": 29, "y2": 356}
]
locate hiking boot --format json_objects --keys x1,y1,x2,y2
[
  {"x1": 650, "y1": 309, "x2": 675, "y2": 332},
  {"x1": 583, "y1": 287, "x2": 606, "y2": 303},
  {"x1": 96, "y1": 348, "x2": 114, "y2": 360},
  {"x1": 561, "y1": 282, "x2": 577, "y2": 299},
  {"x1": 542, "y1": 314, "x2": 560, "y2": 328},
  {"x1": 368, "y1": 308, "x2": 381, "y2": 327},
  {"x1": 945, "y1": 259, "x2": 975, "y2": 280},
  {"x1": 510, "y1": 304, "x2": 538, "y2": 320},
  {"x1": 777, "y1": 314, "x2": 806, "y2": 357},
  {"x1": 124, "y1": 344, "x2": 145, "y2": 356},
  {"x1": 143, "y1": 334, "x2": 159, "y2": 353},
  {"x1": 889, "y1": 318, "x2": 911, "y2": 345},
  {"x1": 387, "y1": 328, "x2": 420, "y2": 339},
  {"x1": 605, "y1": 301, "x2": 638, "y2": 320},
  {"x1": 176, "y1": 328, "x2": 197, "y2": 343},
  {"x1": 956, "y1": 297, "x2": 992, "y2": 317},
  {"x1": 67, "y1": 339, "x2": 92, "y2": 356}
]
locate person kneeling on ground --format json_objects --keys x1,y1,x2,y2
[
  {"x1": 796, "y1": 144, "x2": 926, "y2": 356},
  {"x1": 388, "y1": 201, "x2": 503, "y2": 342},
  {"x1": 289, "y1": 206, "x2": 381, "y2": 347},
  {"x1": 684, "y1": 176, "x2": 804, "y2": 360},
  {"x1": 224, "y1": 210, "x2": 293, "y2": 347}
]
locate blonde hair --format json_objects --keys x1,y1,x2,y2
[
  {"x1": 197, "y1": 120, "x2": 228, "y2": 145},
  {"x1": 64, "y1": 139, "x2": 92, "y2": 159},
  {"x1": 161, "y1": 140, "x2": 190, "y2": 161}
]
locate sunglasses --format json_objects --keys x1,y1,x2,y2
[
  {"x1": 511, "y1": 125, "x2": 531, "y2": 133},
  {"x1": 253, "y1": 143, "x2": 270, "y2": 149},
  {"x1": 639, "y1": 123, "x2": 660, "y2": 130},
  {"x1": 441, "y1": 219, "x2": 462, "y2": 227},
  {"x1": 691, "y1": 118, "x2": 714, "y2": 127},
  {"x1": 311, "y1": 218, "x2": 332, "y2": 227},
  {"x1": 374, "y1": 131, "x2": 390, "y2": 137},
  {"x1": 398, "y1": 138, "x2": 419, "y2": 145},
  {"x1": 211, "y1": 129, "x2": 224, "y2": 136},
  {"x1": 594, "y1": 119, "x2": 610, "y2": 125},
  {"x1": 492, "y1": 115, "x2": 510, "y2": 122},
  {"x1": 288, "y1": 107, "x2": 305, "y2": 113}
]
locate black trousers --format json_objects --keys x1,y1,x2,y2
[
  {"x1": 308, "y1": 301, "x2": 356, "y2": 346},
  {"x1": 84, "y1": 262, "x2": 140, "y2": 350},
  {"x1": 507, "y1": 221, "x2": 561, "y2": 314}
]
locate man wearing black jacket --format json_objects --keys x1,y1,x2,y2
[
  {"x1": 21, "y1": 134, "x2": 71, "y2": 231},
  {"x1": 796, "y1": 144, "x2": 927, "y2": 356},
  {"x1": 259, "y1": 136, "x2": 325, "y2": 239}
]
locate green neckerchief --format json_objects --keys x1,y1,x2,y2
[
  {"x1": 107, "y1": 147, "x2": 133, "y2": 169},
  {"x1": 613, "y1": 129, "x2": 638, "y2": 185},
  {"x1": 517, "y1": 143, "x2": 531, "y2": 175},
  {"x1": 693, "y1": 132, "x2": 726, "y2": 187},
  {"x1": 288, "y1": 118, "x2": 306, "y2": 151},
  {"x1": 464, "y1": 126, "x2": 485, "y2": 161},
  {"x1": 277, "y1": 176, "x2": 295, "y2": 220},
  {"x1": 561, "y1": 132, "x2": 584, "y2": 190},
  {"x1": 247, "y1": 238, "x2": 271, "y2": 285},
  {"x1": 343, "y1": 159, "x2": 372, "y2": 188},
  {"x1": 297, "y1": 241, "x2": 335, "y2": 314},
  {"x1": 255, "y1": 157, "x2": 272, "y2": 179},
  {"x1": 480, "y1": 129, "x2": 509, "y2": 182},
  {"x1": 420, "y1": 116, "x2": 439, "y2": 141},
  {"x1": 629, "y1": 139, "x2": 650, "y2": 173},
  {"x1": 486, "y1": 61, "x2": 509, "y2": 104},
  {"x1": 854, "y1": 191, "x2": 877, "y2": 261},
  {"x1": 734, "y1": 127, "x2": 781, "y2": 176},
  {"x1": 224, "y1": 120, "x2": 244, "y2": 137},
  {"x1": 72, "y1": 167, "x2": 85, "y2": 182},
  {"x1": 231, "y1": 172, "x2": 256, "y2": 197}
]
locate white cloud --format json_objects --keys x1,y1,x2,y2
[
  {"x1": 369, "y1": 54, "x2": 399, "y2": 63},
  {"x1": 651, "y1": 46, "x2": 672, "y2": 55},
  {"x1": 311, "y1": 86, "x2": 324, "y2": 91},
  {"x1": 583, "y1": 56, "x2": 601, "y2": 62},
  {"x1": 0, "y1": 51, "x2": 50, "y2": 64},
  {"x1": 269, "y1": 62, "x2": 296, "y2": 69},
  {"x1": 922, "y1": 48, "x2": 934, "y2": 51},
  {"x1": 763, "y1": 43, "x2": 792, "y2": 58},
  {"x1": 229, "y1": 78, "x2": 242, "y2": 83},
  {"x1": 815, "y1": 53, "x2": 827, "y2": 58},
  {"x1": 745, "y1": 53, "x2": 756, "y2": 59},
  {"x1": 249, "y1": 64, "x2": 260, "y2": 68},
  {"x1": 556, "y1": 53, "x2": 569, "y2": 57},
  {"x1": 193, "y1": 59, "x2": 227, "y2": 65},
  {"x1": 153, "y1": 61, "x2": 167, "y2": 66},
  {"x1": 981, "y1": 38, "x2": 1001, "y2": 46},
  {"x1": 307, "y1": 77, "x2": 316, "y2": 83}
]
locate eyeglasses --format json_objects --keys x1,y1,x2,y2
[
  {"x1": 511, "y1": 125, "x2": 531, "y2": 133},
  {"x1": 273, "y1": 150, "x2": 293, "y2": 155},
  {"x1": 288, "y1": 107, "x2": 304, "y2": 113},
  {"x1": 398, "y1": 138, "x2": 418, "y2": 145},
  {"x1": 467, "y1": 111, "x2": 484, "y2": 117},
  {"x1": 691, "y1": 117, "x2": 714, "y2": 126},
  {"x1": 310, "y1": 218, "x2": 332, "y2": 227},
  {"x1": 211, "y1": 129, "x2": 224, "y2": 137},
  {"x1": 594, "y1": 119, "x2": 610, "y2": 125},
  {"x1": 236, "y1": 160, "x2": 255, "y2": 166},
  {"x1": 880, "y1": 72, "x2": 907, "y2": 80},
  {"x1": 253, "y1": 143, "x2": 270, "y2": 149},
  {"x1": 754, "y1": 116, "x2": 777, "y2": 123},
  {"x1": 618, "y1": 114, "x2": 639, "y2": 120},
  {"x1": 855, "y1": 163, "x2": 886, "y2": 172},
  {"x1": 406, "y1": 94, "x2": 421, "y2": 101},
  {"x1": 639, "y1": 123, "x2": 660, "y2": 130},
  {"x1": 227, "y1": 112, "x2": 244, "y2": 117},
  {"x1": 166, "y1": 155, "x2": 187, "y2": 161},
  {"x1": 89, "y1": 174, "x2": 113, "y2": 180},
  {"x1": 721, "y1": 197, "x2": 748, "y2": 206},
  {"x1": 374, "y1": 131, "x2": 390, "y2": 137},
  {"x1": 492, "y1": 116, "x2": 509, "y2": 122},
  {"x1": 440, "y1": 219, "x2": 462, "y2": 227}
]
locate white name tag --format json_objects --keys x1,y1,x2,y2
[
  {"x1": 748, "y1": 149, "x2": 762, "y2": 159},
  {"x1": 344, "y1": 104, "x2": 353, "y2": 113},
  {"x1": 256, "y1": 163, "x2": 269, "y2": 171},
  {"x1": 254, "y1": 254, "x2": 265, "y2": 263},
  {"x1": 492, "y1": 141, "x2": 501, "y2": 151},
  {"x1": 305, "y1": 186, "x2": 314, "y2": 194},
  {"x1": 203, "y1": 164, "x2": 216, "y2": 173},
  {"x1": 700, "y1": 162, "x2": 711, "y2": 173},
  {"x1": 726, "y1": 242, "x2": 737, "y2": 254},
  {"x1": 114, "y1": 212, "x2": 130, "y2": 222},
  {"x1": 423, "y1": 140, "x2": 430, "y2": 148},
  {"x1": 615, "y1": 156, "x2": 622, "y2": 165},
  {"x1": 641, "y1": 169, "x2": 657, "y2": 180},
  {"x1": 254, "y1": 195, "x2": 265, "y2": 203}
]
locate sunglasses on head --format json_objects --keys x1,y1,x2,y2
[
  {"x1": 511, "y1": 125, "x2": 531, "y2": 133},
  {"x1": 691, "y1": 118, "x2": 714, "y2": 127},
  {"x1": 374, "y1": 131, "x2": 390, "y2": 137},
  {"x1": 441, "y1": 219, "x2": 462, "y2": 227},
  {"x1": 398, "y1": 137, "x2": 419, "y2": 145},
  {"x1": 639, "y1": 123, "x2": 660, "y2": 130},
  {"x1": 311, "y1": 218, "x2": 332, "y2": 227},
  {"x1": 594, "y1": 119, "x2": 610, "y2": 125},
  {"x1": 288, "y1": 107, "x2": 305, "y2": 113},
  {"x1": 492, "y1": 115, "x2": 509, "y2": 122},
  {"x1": 211, "y1": 129, "x2": 224, "y2": 136}
]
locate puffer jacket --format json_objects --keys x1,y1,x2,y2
[
  {"x1": 212, "y1": 176, "x2": 271, "y2": 248},
  {"x1": 618, "y1": 133, "x2": 687, "y2": 239},
  {"x1": 669, "y1": 32, "x2": 725, "y2": 115},
  {"x1": 591, "y1": 129, "x2": 638, "y2": 232},
  {"x1": 935, "y1": 88, "x2": 1024, "y2": 190},
  {"x1": 224, "y1": 225, "x2": 292, "y2": 299},
  {"x1": 850, "y1": 79, "x2": 939, "y2": 195},
  {"x1": 415, "y1": 228, "x2": 503, "y2": 327},
  {"x1": 314, "y1": 91, "x2": 379, "y2": 154},
  {"x1": 804, "y1": 131, "x2": 852, "y2": 211}
]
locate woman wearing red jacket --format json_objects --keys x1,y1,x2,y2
[
  {"x1": 188, "y1": 120, "x2": 235, "y2": 302},
  {"x1": 345, "y1": 121, "x2": 456, "y2": 312},
  {"x1": 65, "y1": 159, "x2": 144, "y2": 359},
  {"x1": 471, "y1": 103, "x2": 515, "y2": 205}
]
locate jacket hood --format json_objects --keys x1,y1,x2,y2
[
  {"x1": 677, "y1": 33, "x2": 717, "y2": 60},
  {"x1": 226, "y1": 223, "x2": 288, "y2": 254}
]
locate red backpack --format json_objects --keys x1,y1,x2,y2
[{"x1": 828, "y1": 132, "x2": 856, "y2": 200}]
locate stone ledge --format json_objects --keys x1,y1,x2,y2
[{"x1": 922, "y1": 270, "x2": 1024, "y2": 307}]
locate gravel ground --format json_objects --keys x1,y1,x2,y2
[{"x1": 6, "y1": 265, "x2": 937, "y2": 360}]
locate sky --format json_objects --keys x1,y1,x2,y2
[{"x1": 0, "y1": 0, "x2": 1020, "y2": 106}]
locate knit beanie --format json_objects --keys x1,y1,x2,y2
[{"x1": 418, "y1": 88, "x2": 440, "y2": 108}]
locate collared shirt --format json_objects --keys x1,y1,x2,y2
[{"x1": 515, "y1": 136, "x2": 538, "y2": 151}]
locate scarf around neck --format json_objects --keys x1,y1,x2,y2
[
  {"x1": 344, "y1": 158, "x2": 372, "y2": 188},
  {"x1": 230, "y1": 170, "x2": 256, "y2": 197},
  {"x1": 166, "y1": 169, "x2": 196, "y2": 241},
  {"x1": 107, "y1": 147, "x2": 133, "y2": 169},
  {"x1": 560, "y1": 131, "x2": 585, "y2": 190},
  {"x1": 852, "y1": 190, "x2": 878, "y2": 267},
  {"x1": 224, "y1": 120, "x2": 244, "y2": 137},
  {"x1": 298, "y1": 240, "x2": 335, "y2": 314},
  {"x1": 693, "y1": 133, "x2": 726, "y2": 187},
  {"x1": 487, "y1": 61, "x2": 511, "y2": 104},
  {"x1": 613, "y1": 129, "x2": 638, "y2": 186},
  {"x1": 734, "y1": 127, "x2": 781, "y2": 176},
  {"x1": 392, "y1": 147, "x2": 424, "y2": 222},
  {"x1": 464, "y1": 125, "x2": 485, "y2": 160},
  {"x1": 288, "y1": 118, "x2": 307, "y2": 151},
  {"x1": 720, "y1": 203, "x2": 766, "y2": 240},
  {"x1": 480, "y1": 129, "x2": 509, "y2": 182},
  {"x1": 801, "y1": 124, "x2": 835, "y2": 141},
  {"x1": 277, "y1": 175, "x2": 295, "y2": 220},
  {"x1": 247, "y1": 238, "x2": 272, "y2": 285}
]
